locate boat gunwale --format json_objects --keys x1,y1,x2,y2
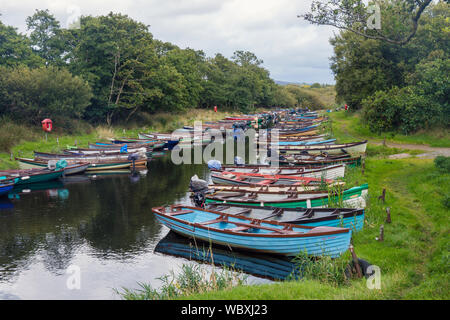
[{"x1": 152, "y1": 205, "x2": 351, "y2": 238}]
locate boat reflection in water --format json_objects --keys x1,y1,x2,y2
[
  {"x1": 6, "y1": 168, "x2": 148, "y2": 201},
  {"x1": 154, "y1": 231, "x2": 301, "y2": 281},
  {"x1": 8, "y1": 180, "x2": 68, "y2": 200}
]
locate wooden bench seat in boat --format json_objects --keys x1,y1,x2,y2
[
  {"x1": 223, "y1": 220, "x2": 296, "y2": 234},
  {"x1": 257, "y1": 179, "x2": 275, "y2": 185},
  {"x1": 214, "y1": 192, "x2": 246, "y2": 199},
  {"x1": 167, "y1": 209, "x2": 194, "y2": 216}
]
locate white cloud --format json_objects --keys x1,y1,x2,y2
[{"x1": 0, "y1": 0, "x2": 336, "y2": 83}]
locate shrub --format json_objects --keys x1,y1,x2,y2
[
  {"x1": 434, "y1": 156, "x2": 450, "y2": 173},
  {"x1": 362, "y1": 86, "x2": 443, "y2": 134}
]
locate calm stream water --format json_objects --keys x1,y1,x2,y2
[{"x1": 0, "y1": 150, "x2": 293, "y2": 300}]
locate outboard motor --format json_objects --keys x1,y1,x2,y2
[
  {"x1": 128, "y1": 153, "x2": 140, "y2": 171},
  {"x1": 192, "y1": 192, "x2": 206, "y2": 208},
  {"x1": 189, "y1": 174, "x2": 209, "y2": 208}
]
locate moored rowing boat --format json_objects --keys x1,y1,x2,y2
[{"x1": 152, "y1": 205, "x2": 352, "y2": 257}]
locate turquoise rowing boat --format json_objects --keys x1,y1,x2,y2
[{"x1": 152, "y1": 205, "x2": 352, "y2": 257}]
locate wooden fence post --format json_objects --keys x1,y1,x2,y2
[
  {"x1": 386, "y1": 207, "x2": 391, "y2": 223},
  {"x1": 377, "y1": 225, "x2": 384, "y2": 241},
  {"x1": 349, "y1": 244, "x2": 363, "y2": 278},
  {"x1": 378, "y1": 188, "x2": 386, "y2": 203}
]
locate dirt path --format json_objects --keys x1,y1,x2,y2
[{"x1": 370, "y1": 141, "x2": 450, "y2": 159}]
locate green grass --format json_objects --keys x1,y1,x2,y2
[
  {"x1": 175, "y1": 158, "x2": 449, "y2": 300},
  {"x1": 328, "y1": 111, "x2": 450, "y2": 148}
]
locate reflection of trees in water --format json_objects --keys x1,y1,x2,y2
[{"x1": 0, "y1": 153, "x2": 208, "y2": 281}]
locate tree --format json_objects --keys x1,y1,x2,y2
[
  {"x1": 299, "y1": 0, "x2": 433, "y2": 45},
  {"x1": 26, "y1": 9, "x2": 65, "y2": 65},
  {"x1": 0, "y1": 19, "x2": 43, "y2": 67},
  {"x1": 69, "y1": 13, "x2": 159, "y2": 124}
]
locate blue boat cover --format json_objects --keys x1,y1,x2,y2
[{"x1": 207, "y1": 159, "x2": 222, "y2": 170}]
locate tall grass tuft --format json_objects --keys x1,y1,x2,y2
[
  {"x1": 96, "y1": 126, "x2": 115, "y2": 140},
  {"x1": 115, "y1": 262, "x2": 248, "y2": 300},
  {"x1": 290, "y1": 250, "x2": 351, "y2": 286},
  {"x1": 0, "y1": 117, "x2": 39, "y2": 152}
]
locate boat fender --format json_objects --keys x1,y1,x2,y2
[
  {"x1": 345, "y1": 258, "x2": 374, "y2": 279},
  {"x1": 47, "y1": 160, "x2": 57, "y2": 170}
]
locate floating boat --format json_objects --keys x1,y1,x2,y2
[
  {"x1": 207, "y1": 183, "x2": 344, "y2": 194},
  {"x1": 262, "y1": 139, "x2": 336, "y2": 146},
  {"x1": 279, "y1": 140, "x2": 368, "y2": 155},
  {"x1": 152, "y1": 205, "x2": 352, "y2": 257},
  {"x1": 109, "y1": 138, "x2": 167, "y2": 150},
  {"x1": 17, "y1": 157, "x2": 147, "y2": 171},
  {"x1": 204, "y1": 203, "x2": 364, "y2": 232},
  {"x1": 0, "y1": 168, "x2": 65, "y2": 185},
  {"x1": 205, "y1": 184, "x2": 368, "y2": 209},
  {"x1": 0, "y1": 181, "x2": 15, "y2": 196},
  {"x1": 211, "y1": 164, "x2": 346, "y2": 180},
  {"x1": 33, "y1": 151, "x2": 147, "y2": 161},
  {"x1": 210, "y1": 171, "x2": 333, "y2": 186},
  {"x1": 276, "y1": 154, "x2": 362, "y2": 167}
]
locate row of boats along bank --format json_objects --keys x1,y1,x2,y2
[
  {"x1": 152, "y1": 109, "x2": 369, "y2": 260},
  {"x1": 0, "y1": 109, "x2": 369, "y2": 271}
]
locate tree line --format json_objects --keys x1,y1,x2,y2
[
  {"x1": 0, "y1": 10, "x2": 324, "y2": 126},
  {"x1": 325, "y1": 1, "x2": 449, "y2": 134}
]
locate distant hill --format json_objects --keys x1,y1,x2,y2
[{"x1": 275, "y1": 80, "x2": 310, "y2": 86}]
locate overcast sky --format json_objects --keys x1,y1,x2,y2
[{"x1": 0, "y1": 0, "x2": 337, "y2": 84}]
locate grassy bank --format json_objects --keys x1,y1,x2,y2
[
  {"x1": 172, "y1": 158, "x2": 448, "y2": 299},
  {"x1": 328, "y1": 111, "x2": 450, "y2": 148},
  {"x1": 118, "y1": 157, "x2": 449, "y2": 300}
]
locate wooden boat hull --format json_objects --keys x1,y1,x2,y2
[
  {"x1": 210, "y1": 171, "x2": 332, "y2": 187},
  {"x1": 17, "y1": 157, "x2": 147, "y2": 171},
  {"x1": 278, "y1": 156, "x2": 362, "y2": 168},
  {"x1": 280, "y1": 141, "x2": 368, "y2": 155},
  {"x1": 205, "y1": 184, "x2": 368, "y2": 209},
  {"x1": 153, "y1": 205, "x2": 352, "y2": 257},
  {"x1": 0, "y1": 182, "x2": 14, "y2": 196},
  {"x1": 213, "y1": 164, "x2": 346, "y2": 180},
  {"x1": 0, "y1": 169, "x2": 64, "y2": 185},
  {"x1": 34, "y1": 151, "x2": 146, "y2": 161},
  {"x1": 207, "y1": 183, "x2": 343, "y2": 194}
]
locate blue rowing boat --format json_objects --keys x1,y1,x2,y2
[
  {"x1": 0, "y1": 181, "x2": 14, "y2": 197},
  {"x1": 277, "y1": 138, "x2": 336, "y2": 146},
  {"x1": 152, "y1": 205, "x2": 352, "y2": 257}
]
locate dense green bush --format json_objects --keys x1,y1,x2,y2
[
  {"x1": 0, "y1": 66, "x2": 93, "y2": 124},
  {"x1": 434, "y1": 156, "x2": 450, "y2": 174},
  {"x1": 362, "y1": 86, "x2": 444, "y2": 134}
]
